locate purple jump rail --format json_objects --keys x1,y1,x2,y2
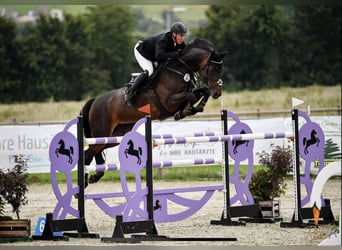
[
  {"x1": 153, "y1": 131, "x2": 294, "y2": 145},
  {"x1": 85, "y1": 158, "x2": 222, "y2": 172}
]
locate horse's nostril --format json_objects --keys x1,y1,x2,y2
[{"x1": 213, "y1": 92, "x2": 221, "y2": 99}]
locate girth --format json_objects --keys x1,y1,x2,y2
[{"x1": 148, "y1": 89, "x2": 174, "y2": 121}]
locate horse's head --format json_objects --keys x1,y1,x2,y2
[
  {"x1": 178, "y1": 38, "x2": 227, "y2": 99},
  {"x1": 199, "y1": 50, "x2": 227, "y2": 99}
]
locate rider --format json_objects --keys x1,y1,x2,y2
[{"x1": 125, "y1": 21, "x2": 188, "y2": 106}]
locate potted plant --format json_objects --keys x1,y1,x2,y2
[
  {"x1": 249, "y1": 146, "x2": 293, "y2": 217},
  {"x1": 0, "y1": 154, "x2": 31, "y2": 238}
]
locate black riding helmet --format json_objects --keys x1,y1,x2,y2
[{"x1": 170, "y1": 22, "x2": 187, "y2": 35}]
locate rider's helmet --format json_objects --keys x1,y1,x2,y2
[{"x1": 170, "y1": 22, "x2": 187, "y2": 35}]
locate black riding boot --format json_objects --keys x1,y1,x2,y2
[{"x1": 125, "y1": 70, "x2": 149, "y2": 106}]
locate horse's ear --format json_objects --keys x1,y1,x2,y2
[{"x1": 218, "y1": 51, "x2": 229, "y2": 58}]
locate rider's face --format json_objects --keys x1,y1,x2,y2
[{"x1": 173, "y1": 33, "x2": 186, "y2": 44}]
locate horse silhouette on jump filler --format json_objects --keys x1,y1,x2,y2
[
  {"x1": 124, "y1": 139, "x2": 142, "y2": 165},
  {"x1": 55, "y1": 139, "x2": 74, "y2": 164},
  {"x1": 303, "y1": 129, "x2": 320, "y2": 155},
  {"x1": 232, "y1": 130, "x2": 249, "y2": 154}
]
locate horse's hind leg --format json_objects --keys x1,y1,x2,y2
[
  {"x1": 88, "y1": 151, "x2": 105, "y2": 183},
  {"x1": 84, "y1": 144, "x2": 105, "y2": 186}
]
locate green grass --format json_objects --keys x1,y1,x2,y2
[
  {"x1": 28, "y1": 164, "x2": 267, "y2": 184},
  {"x1": 0, "y1": 85, "x2": 340, "y2": 123}
]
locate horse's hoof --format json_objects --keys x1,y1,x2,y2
[
  {"x1": 174, "y1": 112, "x2": 181, "y2": 120},
  {"x1": 88, "y1": 176, "x2": 96, "y2": 184},
  {"x1": 88, "y1": 174, "x2": 99, "y2": 184}
]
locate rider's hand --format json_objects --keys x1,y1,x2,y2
[{"x1": 169, "y1": 51, "x2": 179, "y2": 60}]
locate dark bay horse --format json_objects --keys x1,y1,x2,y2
[{"x1": 81, "y1": 38, "x2": 227, "y2": 186}]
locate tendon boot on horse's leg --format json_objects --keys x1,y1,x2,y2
[
  {"x1": 84, "y1": 149, "x2": 94, "y2": 188},
  {"x1": 89, "y1": 151, "x2": 105, "y2": 184},
  {"x1": 125, "y1": 70, "x2": 149, "y2": 106}
]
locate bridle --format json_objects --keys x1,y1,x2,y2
[
  {"x1": 201, "y1": 51, "x2": 224, "y2": 88},
  {"x1": 164, "y1": 50, "x2": 223, "y2": 90}
]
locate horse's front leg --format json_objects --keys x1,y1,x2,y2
[
  {"x1": 170, "y1": 92, "x2": 197, "y2": 120},
  {"x1": 190, "y1": 88, "x2": 210, "y2": 115},
  {"x1": 190, "y1": 94, "x2": 210, "y2": 116}
]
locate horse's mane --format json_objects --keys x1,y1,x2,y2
[{"x1": 182, "y1": 38, "x2": 214, "y2": 54}]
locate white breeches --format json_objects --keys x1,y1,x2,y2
[{"x1": 134, "y1": 42, "x2": 154, "y2": 76}]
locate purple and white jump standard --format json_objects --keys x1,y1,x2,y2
[{"x1": 43, "y1": 108, "x2": 329, "y2": 241}]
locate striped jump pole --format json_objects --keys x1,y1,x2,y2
[
  {"x1": 84, "y1": 136, "x2": 123, "y2": 146},
  {"x1": 152, "y1": 131, "x2": 222, "y2": 139},
  {"x1": 153, "y1": 131, "x2": 294, "y2": 145},
  {"x1": 85, "y1": 158, "x2": 221, "y2": 172}
]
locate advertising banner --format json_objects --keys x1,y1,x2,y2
[{"x1": 0, "y1": 116, "x2": 340, "y2": 173}]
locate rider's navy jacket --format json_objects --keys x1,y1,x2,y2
[{"x1": 137, "y1": 32, "x2": 186, "y2": 63}]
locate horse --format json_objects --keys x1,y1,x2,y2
[
  {"x1": 81, "y1": 38, "x2": 227, "y2": 187},
  {"x1": 303, "y1": 129, "x2": 320, "y2": 154},
  {"x1": 55, "y1": 139, "x2": 74, "y2": 164},
  {"x1": 124, "y1": 139, "x2": 142, "y2": 164}
]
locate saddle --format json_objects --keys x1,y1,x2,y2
[
  {"x1": 126, "y1": 60, "x2": 200, "y2": 120},
  {"x1": 126, "y1": 62, "x2": 162, "y2": 91}
]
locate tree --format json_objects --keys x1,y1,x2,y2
[
  {"x1": 289, "y1": 5, "x2": 341, "y2": 87},
  {"x1": 0, "y1": 17, "x2": 21, "y2": 102},
  {"x1": 195, "y1": 5, "x2": 341, "y2": 91},
  {"x1": 196, "y1": 5, "x2": 292, "y2": 91},
  {"x1": 1, "y1": 6, "x2": 137, "y2": 103},
  {"x1": 15, "y1": 14, "x2": 95, "y2": 101},
  {"x1": 84, "y1": 5, "x2": 137, "y2": 91}
]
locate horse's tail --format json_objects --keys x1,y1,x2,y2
[
  {"x1": 303, "y1": 137, "x2": 307, "y2": 146},
  {"x1": 81, "y1": 98, "x2": 96, "y2": 138},
  {"x1": 70, "y1": 146, "x2": 74, "y2": 155}
]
